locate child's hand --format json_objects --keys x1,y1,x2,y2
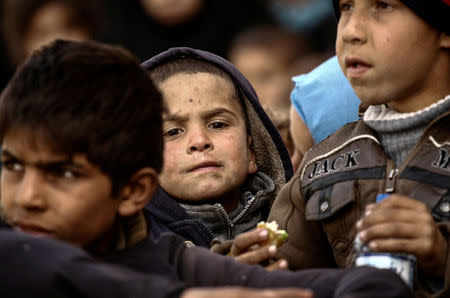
[
  {"x1": 357, "y1": 194, "x2": 448, "y2": 277},
  {"x1": 228, "y1": 228, "x2": 289, "y2": 271}
]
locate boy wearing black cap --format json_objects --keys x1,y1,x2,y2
[{"x1": 269, "y1": 0, "x2": 450, "y2": 296}]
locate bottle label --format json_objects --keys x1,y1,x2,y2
[{"x1": 356, "y1": 253, "x2": 415, "y2": 288}]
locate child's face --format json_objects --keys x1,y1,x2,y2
[
  {"x1": 231, "y1": 47, "x2": 292, "y2": 112},
  {"x1": 336, "y1": 0, "x2": 445, "y2": 112},
  {"x1": 0, "y1": 130, "x2": 121, "y2": 250},
  {"x1": 140, "y1": 0, "x2": 204, "y2": 26},
  {"x1": 158, "y1": 72, "x2": 257, "y2": 204},
  {"x1": 24, "y1": 2, "x2": 91, "y2": 59}
]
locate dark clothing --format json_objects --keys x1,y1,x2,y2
[
  {"x1": 269, "y1": 111, "x2": 450, "y2": 297},
  {"x1": 102, "y1": 0, "x2": 271, "y2": 60},
  {"x1": 0, "y1": 225, "x2": 185, "y2": 298},
  {"x1": 0, "y1": 217, "x2": 412, "y2": 297},
  {"x1": 101, "y1": 228, "x2": 412, "y2": 298},
  {"x1": 148, "y1": 187, "x2": 212, "y2": 246},
  {"x1": 142, "y1": 47, "x2": 293, "y2": 246},
  {"x1": 148, "y1": 171, "x2": 275, "y2": 247}
]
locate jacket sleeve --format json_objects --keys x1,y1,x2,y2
[
  {"x1": 177, "y1": 243, "x2": 412, "y2": 297},
  {"x1": 267, "y1": 172, "x2": 337, "y2": 270},
  {"x1": 210, "y1": 238, "x2": 233, "y2": 255},
  {"x1": 0, "y1": 230, "x2": 186, "y2": 298}
]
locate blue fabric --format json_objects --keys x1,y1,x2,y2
[{"x1": 291, "y1": 56, "x2": 360, "y2": 143}]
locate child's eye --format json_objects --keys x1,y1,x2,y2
[
  {"x1": 62, "y1": 170, "x2": 77, "y2": 179},
  {"x1": 2, "y1": 160, "x2": 24, "y2": 172},
  {"x1": 208, "y1": 121, "x2": 227, "y2": 130},
  {"x1": 376, "y1": 1, "x2": 393, "y2": 9},
  {"x1": 164, "y1": 128, "x2": 183, "y2": 137},
  {"x1": 339, "y1": 1, "x2": 354, "y2": 12},
  {"x1": 47, "y1": 168, "x2": 79, "y2": 179}
]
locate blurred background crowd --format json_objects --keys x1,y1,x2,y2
[
  {"x1": 0, "y1": 0, "x2": 338, "y2": 161},
  {"x1": 0, "y1": 0, "x2": 337, "y2": 89}
]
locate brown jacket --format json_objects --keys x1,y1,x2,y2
[{"x1": 269, "y1": 111, "x2": 450, "y2": 297}]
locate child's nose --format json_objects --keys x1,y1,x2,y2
[
  {"x1": 15, "y1": 171, "x2": 47, "y2": 211},
  {"x1": 340, "y1": 9, "x2": 368, "y2": 44},
  {"x1": 187, "y1": 129, "x2": 213, "y2": 153}
]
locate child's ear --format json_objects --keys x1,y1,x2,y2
[
  {"x1": 440, "y1": 32, "x2": 450, "y2": 48},
  {"x1": 247, "y1": 136, "x2": 258, "y2": 174},
  {"x1": 117, "y1": 168, "x2": 159, "y2": 217}
]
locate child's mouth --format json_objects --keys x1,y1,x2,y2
[
  {"x1": 345, "y1": 57, "x2": 371, "y2": 78},
  {"x1": 189, "y1": 161, "x2": 223, "y2": 173}
]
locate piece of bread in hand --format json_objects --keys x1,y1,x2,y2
[{"x1": 257, "y1": 221, "x2": 288, "y2": 247}]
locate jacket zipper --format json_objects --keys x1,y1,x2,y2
[
  {"x1": 385, "y1": 159, "x2": 398, "y2": 193},
  {"x1": 215, "y1": 195, "x2": 256, "y2": 239},
  {"x1": 196, "y1": 219, "x2": 216, "y2": 241}
]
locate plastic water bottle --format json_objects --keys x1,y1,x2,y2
[{"x1": 354, "y1": 193, "x2": 416, "y2": 288}]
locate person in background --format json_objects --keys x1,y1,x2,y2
[
  {"x1": 228, "y1": 24, "x2": 310, "y2": 157},
  {"x1": 1, "y1": 0, "x2": 102, "y2": 67},
  {"x1": 264, "y1": 0, "x2": 337, "y2": 54},
  {"x1": 103, "y1": 0, "x2": 270, "y2": 60}
]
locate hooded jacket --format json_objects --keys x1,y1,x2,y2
[{"x1": 141, "y1": 47, "x2": 293, "y2": 247}]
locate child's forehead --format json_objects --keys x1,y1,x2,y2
[
  {"x1": 159, "y1": 72, "x2": 246, "y2": 119},
  {"x1": 161, "y1": 71, "x2": 234, "y2": 88},
  {"x1": 1, "y1": 128, "x2": 71, "y2": 160},
  {"x1": 160, "y1": 72, "x2": 239, "y2": 101}
]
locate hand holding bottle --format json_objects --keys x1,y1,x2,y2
[{"x1": 356, "y1": 194, "x2": 447, "y2": 279}]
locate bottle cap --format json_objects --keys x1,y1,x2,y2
[{"x1": 376, "y1": 193, "x2": 390, "y2": 203}]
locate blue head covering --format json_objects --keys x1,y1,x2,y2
[{"x1": 291, "y1": 56, "x2": 360, "y2": 143}]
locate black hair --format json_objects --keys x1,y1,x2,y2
[{"x1": 0, "y1": 40, "x2": 163, "y2": 194}]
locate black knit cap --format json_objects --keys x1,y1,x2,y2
[{"x1": 332, "y1": 0, "x2": 450, "y2": 34}]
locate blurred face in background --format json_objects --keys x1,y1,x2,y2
[
  {"x1": 140, "y1": 0, "x2": 205, "y2": 26},
  {"x1": 230, "y1": 46, "x2": 292, "y2": 112},
  {"x1": 23, "y1": 2, "x2": 91, "y2": 58}
]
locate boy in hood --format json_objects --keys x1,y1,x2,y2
[
  {"x1": 0, "y1": 39, "x2": 411, "y2": 298},
  {"x1": 268, "y1": 0, "x2": 450, "y2": 296},
  {"x1": 142, "y1": 48, "x2": 292, "y2": 254}
]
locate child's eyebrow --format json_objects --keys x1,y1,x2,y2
[
  {"x1": 37, "y1": 161, "x2": 85, "y2": 172},
  {"x1": 1, "y1": 150, "x2": 18, "y2": 160},
  {"x1": 0, "y1": 149, "x2": 84, "y2": 169},
  {"x1": 205, "y1": 108, "x2": 239, "y2": 119},
  {"x1": 162, "y1": 108, "x2": 240, "y2": 123},
  {"x1": 162, "y1": 110, "x2": 184, "y2": 122}
]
